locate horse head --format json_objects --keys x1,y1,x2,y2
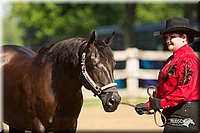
[
  {"x1": 80, "y1": 31, "x2": 121, "y2": 112},
  {"x1": 183, "y1": 118, "x2": 195, "y2": 128}
]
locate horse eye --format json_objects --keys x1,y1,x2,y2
[
  {"x1": 88, "y1": 64, "x2": 95, "y2": 70},
  {"x1": 88, "y1": 63, "x2": 99, "y2": 70}
]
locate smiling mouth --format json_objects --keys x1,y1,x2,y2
[
  {"x1": 167, "y1": 43, "x2": 173, "y2": 46},
  {"x1": 167, "y1": 44, "x2": 174, "y2": 48}
]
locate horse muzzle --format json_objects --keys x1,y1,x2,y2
[{"x1": 99, "y1": 87, "x2": 121, "y2": 112}]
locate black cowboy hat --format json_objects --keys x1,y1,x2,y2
[{"x1": 153, "y1": 17, "x2": 200, "y2": 37}]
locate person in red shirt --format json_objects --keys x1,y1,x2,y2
[{"x1": 135, "y1": 17, "x2": 200, "y2": 133}]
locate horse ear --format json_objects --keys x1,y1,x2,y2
[
  {"x1": 104, "y1": 31, "x2": 115, "y2": 46},
  {"x1": 87, "y1": 30, "x2": 96, "y2": 46}
]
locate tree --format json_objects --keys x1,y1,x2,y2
[
  {"x1": 8, "y1": 3, "x2": 124, "y2": 50},
  {"x1": 121, "y1": 4, "x2": 136, "y2": 49},
  {"x1": 3, "y1": 15, "x2": 24, "y2": 45},
  {"x1": 5, "y1": 3, "x2": 195, "y2": 50},
  {"x1": 9, "y1": 4, "x2": 94, "y2": 50}
]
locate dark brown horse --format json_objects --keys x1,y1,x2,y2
[{"x1": 2, "y1": 31, "x2": 121, "y2": 133}]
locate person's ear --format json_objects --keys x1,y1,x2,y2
[
  {"x1": 182, "y1": 34, "x2": 187, "y2": 39},
  {"x1": 182, "y1": 34, "x2": 188, "y2": 43}
]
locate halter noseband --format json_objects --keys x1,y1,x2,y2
[{"x1": 81, "y1": 52, "x2": 117, "y2": 96}]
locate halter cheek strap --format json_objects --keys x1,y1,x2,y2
[{"x1": 81, "y1": 52, "x2": 117, "y2": 96}]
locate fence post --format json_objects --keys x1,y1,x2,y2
[{"x1": 125, "y1": 48, "x2": 139, "y2": 96}]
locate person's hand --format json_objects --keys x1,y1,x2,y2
[
  {"x1": 135, "y1": 103, "x2": 148, "y2": 115},
  {"x1": 149, "y1": 98, "x2": 162, "y2": 111}
]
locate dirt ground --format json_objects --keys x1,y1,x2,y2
[
  {"x1": 3, "y1": 89, "x2": 164, "y2": 132},
  {"x1": 3, "y1": 105, "x2": 164, "y2": 132},
  {"x1": 77, "y1": 104, "x2": 164, "y2": 132}
]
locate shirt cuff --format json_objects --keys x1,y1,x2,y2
[
  {"x1": 160, "y1": 99, "x2": 170, "y2": 109},
  {"x1": 145, "y1": 101, "x2": 151, "y2": 111}
]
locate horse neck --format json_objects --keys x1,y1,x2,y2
[
  {"x1": 51, "y1": 65, "x2": 82, "y2": 100},
  {"x1": 35, "y1": 41, "x2": 85, "y2": 101}
]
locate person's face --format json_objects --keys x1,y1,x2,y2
[{"x1": 165, "y1": 33, "x2": 187, "y2": 52}]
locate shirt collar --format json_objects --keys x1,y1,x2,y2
[{"x1": 173, "y1": 44, "x2": 189, "y2": 58}]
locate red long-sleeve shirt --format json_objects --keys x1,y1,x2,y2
[{"x1": 146, "y1": 44, "x2": 200, "y2": 110}]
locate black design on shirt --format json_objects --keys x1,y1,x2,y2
[
  {"x1": 180, "y1": 60, "x2": 193, "y2": 85},
  {"x1": 163, "y1": 58, "x2": 179, "y2": 82}
]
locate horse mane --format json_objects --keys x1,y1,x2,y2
[
  {"x1": 37, "y1": 38, "x2": 114, "y2": 70},
  {"x1": 37, "y1": 38, "x2": 86, "y2": 69}
]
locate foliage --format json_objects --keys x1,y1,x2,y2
[
  {"x1": 4, "y1": 3, "x2": 197, "y2": 50},
  {"x1": 136, "y1": 4, "x2": 185, "y2": 24},
  {"x1": 8, "y1": 3, "x2": 124, "y2": 50},
  {"x1": 135, "y1": 3, "x2": 197, "y2": 24},
  {"x1": 3, "y1": 15, "x2": 24, "y2": 45}
]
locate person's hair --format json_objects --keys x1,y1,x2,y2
[
  {"x1": 177, "y1": 32, "x2": 194, "y2": 44},
  {"x1": 187, "y1": 34, "x2": 194, "y2": 44}
]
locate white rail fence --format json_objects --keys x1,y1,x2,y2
[
  {"x1": 82, "y1": 48, "x2": 172, "y2": 99},
  {"x1": 113, "y1": 48, "x2": 171, "y2": 97},
  {"x1": 83, "y1": 48, "x2": 198, "y2": 98}
]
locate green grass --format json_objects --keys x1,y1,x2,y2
[
  {"x1": 134, "y1": 97, "x2": 148, "y2": 104},
  {"x1": 83, "y1": 98, "x2": 102, "y2": 107},
  {"x1": 83, "y1": 96, "x2": 148, "y2": 107}
]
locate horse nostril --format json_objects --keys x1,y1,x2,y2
[{"x1": 107, "y1": 96, "x2": 115, "y2": 107}]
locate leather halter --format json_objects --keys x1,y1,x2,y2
[{"x1": 81, "y1": 52, "x2": 117, "y2": 96}]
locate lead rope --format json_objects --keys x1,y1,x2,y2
[
  {"x1": 147, "y1": 86, "x2": 167, "y2": 127},
  {"x1": 120, "y1": 102, "x2": 167, "y2": 127},
  {"x1": 120, "y1": 87, "x2": 167, "y2": 127}
]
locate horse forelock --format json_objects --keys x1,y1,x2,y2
[
  {"x1": 37, "y1": 38, "x2": 86, "y2": 69},
  {"x1": 94, "y1": 40, "x2": 114, "y2": 61}
]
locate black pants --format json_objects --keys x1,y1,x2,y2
[{"x1": 162, "y1": 101, "x2": 200, "y2": 133}]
